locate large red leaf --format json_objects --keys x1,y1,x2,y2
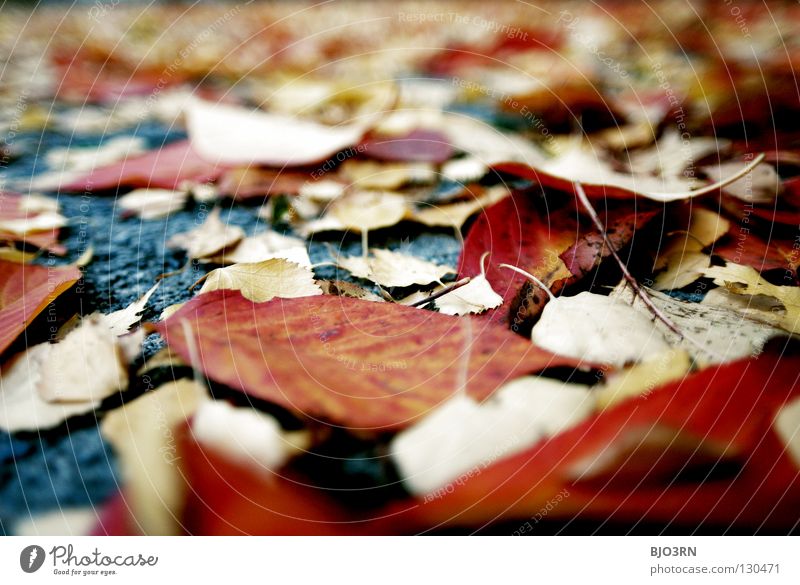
[
  {"x1": 59, "y1": 140, "x2": 228, "y2": 192},
  {"x1": 0, "y1": 260, "x2": 80, "y2": 354},
  {"x1": 156, "y1": 290, "x2": 575, "y2": 431}
]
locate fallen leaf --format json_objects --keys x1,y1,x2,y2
[
  {"x1": 435, "y1": 253, "x2": 503, "y2": 316},
  {"x1": 330, "y1": 191, "x2": 408, "y2": 232},
  {"x1": 317, "y1": 280, "x2": 384, "y2": 302},
  {"x1": 493, "y1": 141, "x2": 765, "y2": 202},
  {"x1": 156, "y1": 292, "x2": 576, "y2": 430},
  {"x1": 186, "y1": 99, "x2": 371, "y2": 167},
  {"x1": 60, "y1": 140, "x2": 228, "y2": 192},
  {"x1": 456, "y1": 192, "x2": 579, "y2": 327},
  {"x1": 198, "y1": 258, "x2": 322, "y2": 303},
  {"x1": 336, "y1": 248, "x2": 455, "y2": 288},
  {"x1": 210, "y1": 231, "x2": 310, "y2": 266},
  {"x1": 37, "y1": 314, "x2": 129, "y2": 403},
  {"x1": 703, "y1": 159, "x2": 781, "y2": 203},
  {"x1": 167, "y1": 208, "x2": 244, "y2": 260},
  {"x1": 391, "y1": 377, "x2": 593, "y2": 495},
  {"x1": 409, "y1": 186, "x2": 509, "y2": 229},
  {"x1": 530, "y1": 291, "x2": 671, "y2": 367},
  {"x1": 653, "y1": 207, "x2": 729, "y2": 290},
  {"x1": 360, "y1": 128, "x2": 453, "y2": 163},
  {"x1": 702, "y1": 262, "x2": 800, "y2": 334},
  {"x1": 192, "y1": 401, "x2": 306, "y2": 473},
  {"x1": 594, "y1": 349, "x2": 692, "y2": 409},
  {"x1": 102, "y1": 379, "x2": 208, "y2": 535},
  {"x1": 0, "y1": 344, "x2": 98, "y2": 432},
  {"x1": 339, "y1": 160, "x2": 436, "y2": 190},
  {"x1": 0, "y1": 260, "x2": 81, "y2": 355},
  {"x1": 773, "y1": 396, "x2": 800, "y2": 469},
  {"x1": 612, "y1": 284, "x2": 785, "y2": 366},
  {"x1": 215, "y1": 167, "x2": 309, "y2": 200},
  {"x1": 118, "y1": 188, "x2": 188, "y2": 220},
  {"x1": 102, "y1": 282, "x2": 160, "y2": 335}
]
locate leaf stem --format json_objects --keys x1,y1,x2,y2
[
  {"x1": 573, "y1": 181, "x2": 684, "y2": 338},
  {"x1": 406, "y1": 277, "x2": 472, "y2": 307}
]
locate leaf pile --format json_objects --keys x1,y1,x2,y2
[{"x1": 1, "y1": 1, "x2": 799, "y2": 535}]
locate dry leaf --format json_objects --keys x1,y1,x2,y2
[
  {"x1": 0, "y1": 344, "x2": 98, "y2": 432},
  {"x1": 102, "y1": 282, "x2": 160, "y2": 335},
  {"x1": 192, "y1": 401, "x2": 305, "y2": 473},
  {"x1": 702, "y1": 262, "x2": 800, "y2": 334},
  {"x1": 410, "y1": 186, "x2": 509, "y2": 229},
  {"x1": 330, "y1": 191, "x2": 408, "y2": 232},
  {"x1": 211, "y1": 231, "x2": 310, "y2": 266},
  {"x1": 157, "y1": 292, "x2": 575, "y2": 430},
  {"x1": 37, "y1": 314, "x2": 129, "y2": 403},
  {"x1": 594, "y1": 349, "x2": 692, "y2": 410},
  {"x1": 317, "y1": 280, "x2": 384, "y2": 302},
  {"x1": 0, "y1": 260, "x2": 81, "y2": 354},
  {"x1": 118, "y1": 188, "x2": 188, "y2": 220},
  {"x1": 702, "y1": 160, "x2": 781, "y2": 204},
  {"x1": 612, "y1": 284, "x2": 785, "y2": 366},
  {"x1": 531, "y1": 292, "x2": 671, "y2": 367},
  {"x1": 186, "y1": 99, "x2": 370, "y2": 167},
  {"x1": 198, "y1": 258, "x2": 322, "y2": 303},
  {"x1": 167, "y1": 208, "x2": 244, "y2": 260},
  {"x1": 653, "y1": 208, "x2": 729, "y2": 290},
  {"x1": 340, "y1": 160, "x2": 436, "y2": 190},
  {"x1": 391, "y1": 377, "x2": 593, "y2": 495},
  {"x1": 336, "y1": 248, "x2": 455, "y2": 288},
  {"x1": 102, "y1": 379, "x2": 208, "y2": 535},
  {"x1": 773, "y1": 396, "x2": 800, "y2": 469},
  {"x1": 435, "y1": 254, "x2": 502, "y2": 315}
]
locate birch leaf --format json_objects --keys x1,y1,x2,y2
[
  {"x1": 102, "y1": 379, "x2": 208, "y2": 535},
  {"x1": 211, "y1": 231, "x2": 310, "y2": 266},
  {"x1": 37, "y1": 314, "x2": 129, "y2": 403},
  {"x1": 0, "y1": 344, "x2": 98, "y2": 432},
  {"x1": 118, "y1": 188, "x2": 188, "y2": 220},
  {"x1": 702, "y1": 160, "x2": 781, "y2": 203},
  {"x1": 435, "y1": 254, "x2": 502, "y2": 316},
  {"x1": 410, "y1": 186, "x2": 509, "y2": 229},
  {"x1": 531, "y1": 292, "x2": 671, "y2": 367},
  {"x1": 167, "y1": 208, "x2": 244, "y2": 260},
  {"x1": 331, "y1": 191, "x2": 408, "y2": 232},
  {"x1": 391, "y1": 377, "x2": 594, "y2": 495},
  {"x1": 336, "y1": 248, "x2": 455, "y2": 288},
  {"x1": 494, "y1": 142, "x2": 764, "y2": 202},
  {"x1": 102, "y1": 282, "x2": 160, "y2": 335},
  {"x1": 702, "y1": 263, "x2": 800, "y2": 334},
  {"x1": 198, "y1": 258, "x2": 322, "y2": 303},
  {"x1": 612, "y1": 283, "x2": 785, "y2": 366},
  {"x1": 186, "y1": 99, "x2": 369, "y2": 167}
]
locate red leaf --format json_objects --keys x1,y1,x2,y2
[
  {"x1": 0, "y1": 192, "x2": 65, "y2": 255},
  {"x1": 457, "y1": 192, "x2": 580, "y2": 327},
  {"x1": 0, "y1": 260, "x2": 80, "y2": 354},
  {"x1": 59, "y1": 140, "x2": 228, "y2": 192},
  {"x1": 360, "y1": 129, "x2": 453, "y2": 163},
  {"x1": 406, "y1": 348, "x2": 800, "y2": 531},
  {"x1": 156, "y1": 291, "x2": 575, "y2": 431},
  {"x1": 215, "y1": 167, "x2": 310, "y2": 200}
]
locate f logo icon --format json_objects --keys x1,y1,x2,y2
[{"x1": 20, "y1": 545, "x2": 45, "y2": 573}]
